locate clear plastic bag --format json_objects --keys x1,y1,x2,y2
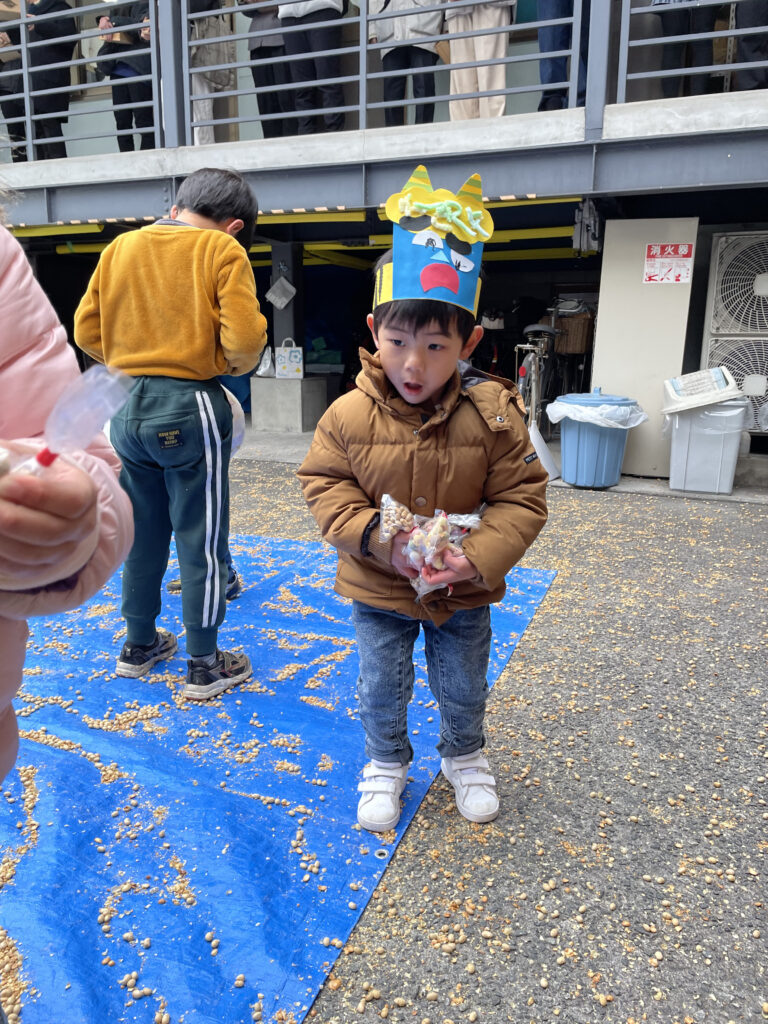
[
  {"x1": 255, "y1": 346, "x2": 275, "y2": 378},
  {"x1": 379, "y1": 493, "x2": 415, "y2": 541},
  {"x1": 379, "y1": 494, "x2": 482, "y2": 601}
]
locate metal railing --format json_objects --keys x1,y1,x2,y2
[
  {"x1": 617, "y1": 0, "x2": 768, "y2": 103},
  {"x1": 0, "y1": 0, "x2": 765, "y2": 164}
]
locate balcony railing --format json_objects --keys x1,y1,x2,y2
[{"x1": 0, "y1": 0, "x2": 765, "y2": 165}]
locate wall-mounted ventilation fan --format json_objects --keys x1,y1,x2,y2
[{"x1": 703, "y1": 232, "x2": 768, "y2": 433}]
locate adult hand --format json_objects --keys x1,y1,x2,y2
[
  {"x1": 390, "y1": 529, "x2": 419, "y2": 580},
  {"x1": 0, "y1": 453, "x2": 98, "y2": 585},
  {"x1": 419, "y1": 549, "x2": 478, "y2": 588}
]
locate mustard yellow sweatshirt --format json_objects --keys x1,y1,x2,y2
[{"x1": 74, "y1": 222, "x2": 268, "y2": 379}]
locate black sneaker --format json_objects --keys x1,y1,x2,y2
[
  {"x1": 183, "y1": 649, "x2": 252, "y2": 701},
  {"x1": 116, "y1": 629, "x2": 178, "y2": 678},
  {"x1": 225, "y1": 571, "x2": 242, "y2": 601},
  {"x1": 166, "y1": 573, "x2": 242, "y2": 601}
]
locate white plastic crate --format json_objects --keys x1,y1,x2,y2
[{"x1": 662, "y1": 366, "x2": 742, "y2": 414}]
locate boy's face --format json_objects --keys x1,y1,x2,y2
[{"x1": 367, "y1": 314, "x2": 482, "y2": 406}]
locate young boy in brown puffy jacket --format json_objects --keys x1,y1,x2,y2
[{"x1": 298, "y1": 165, "x2": 548, "y2": 832}]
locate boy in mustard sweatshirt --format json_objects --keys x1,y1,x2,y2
[{"x1": 75, "y1": 167, "x2": 267, "y2": 700}]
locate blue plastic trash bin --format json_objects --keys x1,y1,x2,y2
[{"x1": 557, "y1": 388, "x2": 639, "y2": 488}]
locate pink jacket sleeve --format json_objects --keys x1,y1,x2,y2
[{"x1": 0, "y1": 226, "x2": 134, "y2": 619}]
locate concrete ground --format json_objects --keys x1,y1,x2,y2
[{"x1": 230, "y1": 428, "x2": 768, "y2": 1024}]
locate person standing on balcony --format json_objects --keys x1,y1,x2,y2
[
  {"x1": 238, "y1": 0, "x2": 292, "y2": 138},
  {"x1": 277, "y1": 0, "x2": 348, "y2": 134},
  {"x1": 444, "y1": 0, "x2": 513, "y2": 120},
  {"x1": 189, "y1": 0, "x2": 237, "y2": 146},
  {"x1": 95, "y1": 2, "x2": 155, "y2": 151},
  {"x1": 369, "y1": 0, "x2": 442, "y2": 127},
  {"x1": 734, "y1": 0, "x2": 768, "y2": 90},
  {"x1": 1, "y1": 0, "x2": 76, "y2": 159},
  {"x1": 651, "y1": 0, "x2": 717, "y2": 98},
  {"x1": 536, "y1": 0, "x2": 590, "y2": 110}
]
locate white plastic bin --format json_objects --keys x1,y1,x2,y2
[{"x1": 668, "y1": 398, "x2": 749, "y2": 494}]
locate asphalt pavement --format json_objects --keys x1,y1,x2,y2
[{"x1": 230, "y1": 428, "x2": 768, "y2": 1024}]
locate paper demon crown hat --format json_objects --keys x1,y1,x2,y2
[{"x1": 373, "y1": 164, "x2": 494, "y2": 316}]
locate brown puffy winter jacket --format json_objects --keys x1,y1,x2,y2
[{"x1": 297, "y1": 349, "x2": 548, "y2": 625}]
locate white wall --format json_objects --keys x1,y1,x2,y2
[{"x1": 592, "y1": 217, "x2": 699, "y2": 477}]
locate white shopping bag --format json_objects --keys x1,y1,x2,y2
[
  {"x1": 275, "y1": 338, "x2": 304, "y2": 379},
  {"x1": 528, "y1": 419, "x2": 560, "y2": 481}
]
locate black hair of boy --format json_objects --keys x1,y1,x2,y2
[
  {"x1": 175, "y1": 167, "x2": 258, "y2": 251},
  {"x1": 371, "y1": 250, "x2": 477, "y2": 343}
]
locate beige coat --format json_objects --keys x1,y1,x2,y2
[{"x1": 298, "y1": 349, "x2": 548, "y2": 625}]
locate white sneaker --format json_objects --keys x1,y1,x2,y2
[
  {"x1": 357, "y1": 761, "x2": 409, "y2": 832},
  {"x1": 441, "y1": 750, "x2": 499, "y2": 823}
]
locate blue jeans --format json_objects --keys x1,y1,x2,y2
[
  {"x1": 537, "y1": 0, "x2": 590, "y2": 106},
  {"x1": 351, "y1": 601, "x2": 492, "y2": 765}
]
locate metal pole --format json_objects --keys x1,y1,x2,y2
[
  {"x1": 17, "y1": 0, "x2": 34, "y2": 161},
  {"x1": 358, "y1": 2, "x2": 368, "y2": 131},
  {"x1": 585, "y1": 0, "x2": 610, "y2": 139},
  {"x1": 569, "y1": 0, "x2": 582, "y2": 108},
  {"x1": 616, "y1": 0, "x2": 631, "y2": 104},
  {"x1": 156, "y1": 0, "x2": 186, "y2": 148}
]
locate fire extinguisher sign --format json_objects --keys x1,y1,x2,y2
[{"x1": 643, "y1": 242, "x2": 694, "y2": 284}]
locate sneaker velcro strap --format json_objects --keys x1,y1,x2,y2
[
  {"x1": 456, "y1": 771, "x2": 496, "y2": 788},
  {"x1": 454, "y1": 753, "x2": 491, "y2": 771},
  {"x1": 358, "y1": 777, "x2": 400, "y2": 796},
  {"x1": 358, "y1": 763, "x2": 406, "y2": 795}
]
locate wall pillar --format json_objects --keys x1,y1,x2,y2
[
  {"x1": 270, "y1": 242, "x2": 304, "y2": 350},
  {"x1": 591, "y1": 217, "x2": 699, "y2": 477}
]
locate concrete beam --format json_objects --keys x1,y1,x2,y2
[{"x1": 2, "y1": 98, "x2": 766, "y2": 227}]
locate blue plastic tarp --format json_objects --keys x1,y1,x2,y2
[{"x1": 0, "y1": 535, "x2": 555, "y2": 1023}]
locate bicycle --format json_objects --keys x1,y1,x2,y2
[
  {"x1": 518, "y1": 298, "x2": 595, "y2": 434},
  {"x1": 515, "y1": 322, "x2": 556, "y2": 429}
]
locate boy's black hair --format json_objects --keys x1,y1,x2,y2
[
  {"x1": 372, "y1": 251, "x2": 477, "y2": 343},
  {"x1": 175, "y1": 167, "x2": 258, "y2": 251}
]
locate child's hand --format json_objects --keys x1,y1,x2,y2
[
  {"x1": 390, "y1": 529, "x2": 419, "y2": 580},
  {"x1": 0, "y1": 454, "x2": 98, "y2": 585},
  {"x1": 419, "y1": 550, "x2": 478, "y2": 588}
]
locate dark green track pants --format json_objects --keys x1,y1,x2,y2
[{"x1": 110, "y1": 376, "x2": 233, "y2": 657}]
